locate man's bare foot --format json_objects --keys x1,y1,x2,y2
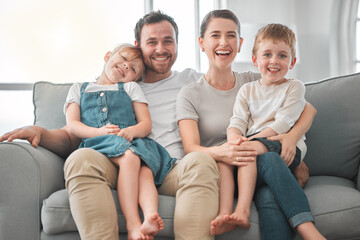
[
  {"x1": 210, "y1": 215, "x2": 237, "y2": 236},
  {"x1": 140, "y1": 212, "x2": 164, "y2": 236},
  {"x1": 228, "y1": 212, "x2": 250, "y2": 229}
]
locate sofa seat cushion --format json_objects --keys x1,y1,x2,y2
[
  {"x1": 303, "y1": 176, "x2": 360, "y2": 239},
  {"x1": 41, "y1": 189, "x2": 176, "y2": 237}
]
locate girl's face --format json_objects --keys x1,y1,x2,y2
[
  {"x1": 199, "y1": 18, "x2": 242, "y2": 70},
  {"x1": 252, "y1": 39, "x2": 296, "y2": 86},
  {"x1": 103, "y1": 50, "x2": 144, "y2": 84}
]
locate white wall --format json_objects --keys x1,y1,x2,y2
[{"x1": 227, "y1": 0, "x2": 334, "y2": 83}]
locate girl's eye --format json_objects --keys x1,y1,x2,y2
[
  {"x1": 121, "y1": 55, "x2": 127, "y2": 61},
  {"x1": 131, "y1": 67, "x2": 136, "y2": 73}
]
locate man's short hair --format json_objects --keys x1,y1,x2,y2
[{"x1": 134, "y1": 10, "x2": 179, "y2": 45}]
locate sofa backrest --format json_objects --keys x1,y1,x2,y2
[
  {"x1": 304, "y1": 72, "x2": 360, "y2": 180},
  {"x1": 33, "y1": 73, "x2": 360, "y2": 180}
]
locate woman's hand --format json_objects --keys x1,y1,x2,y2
[
  {"x1": 268, "y1": 133, "x2": 297, "y2": 166},
  {"x1": 0, "y1": 126, "x2": 44, "y2": 148},
  {"x1": 215, "y1": 139, "x2": 257, "y2": 166}
]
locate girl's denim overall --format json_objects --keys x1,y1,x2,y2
[{"x1": 78, "y1": 82, "x2": 176, "y2": 185}]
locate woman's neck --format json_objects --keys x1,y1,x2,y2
[{"x1": 205, "y1": 67, "x2": 235, "y2": 90}]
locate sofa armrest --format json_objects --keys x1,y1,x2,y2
[{"x1": 0, "y1": 141, "x2": 65, "y2": 240}]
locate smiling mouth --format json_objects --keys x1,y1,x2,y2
[
  {"x1": 215, "y1": 50, "x2": 231, "y2": 56},
  {"x1": 152, "y1": 56, "x2": 169, "y2": 61},
  {"x1": 115, "y1": 65, "x2": 124, "y2": 76},
  {"x1": 268, "y1": 67, "x2": 280, "y2": 73}
]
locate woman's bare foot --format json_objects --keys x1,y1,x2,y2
[
  {"x1": 228, "y1": 212, "x2": 250, "y2": 229},
  {"x1": 210, "y1": 215, "x2": 237, "y2": 235},
  {"x1": 140, "y1": 212, "x2": 164, "y2": 237}
]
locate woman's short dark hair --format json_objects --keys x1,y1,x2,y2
[
  {"x1": 134, "y1": 10, "x2": 179, "y2": 45},
  {"x1": 200, "y1": 9, "x2": 241, "y2": 38}
]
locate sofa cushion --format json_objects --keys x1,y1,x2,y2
[
  {"x1": 304, "y1": 72, "x2": 360, "y2": 180},
  {"x1": 33, "y1": 81, "x2": 71, "y2": 130}
]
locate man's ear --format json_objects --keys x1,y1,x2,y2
[
  {"x1": 134, "y1": 40, "x2": 140, "y2": 48},
  {"x1": 252, "y1": 55, "x2": 258, "y2": 67},
  {"x1": 289, "y1": 57, "x2": 297, "y2": 69},
  {"x1": 104, "y1": 51, "x2": 112, "y2": 62}
]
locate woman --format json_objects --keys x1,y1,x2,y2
[{"x1": 176, "y1": 10, "x2": 317, "y2": 239}]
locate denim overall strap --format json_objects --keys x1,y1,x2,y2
[{"x1": 80, "y1": 82, "x2": 89, "y2": 94}]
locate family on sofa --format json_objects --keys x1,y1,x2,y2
[{"x1": 1, "y1": 9, "x2": 330, "y2": 240}]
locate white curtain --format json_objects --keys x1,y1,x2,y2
[{"x1": 330, "y1": 0, "x2": 358, "y2": 76}]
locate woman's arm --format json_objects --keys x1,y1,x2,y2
[
  {"x1": 268, "y1": 102, "x2": 317, "y2": 162},
  {"x1": 118, "y1": 102, "x2": 152, "y2": 141},
  {"x1": 178, "y1": 119, "x2": 257, "y2": 166}
]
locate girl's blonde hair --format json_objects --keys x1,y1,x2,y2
[{"x1": 252, "y1": 23, "x2": 296, "y2": 61}]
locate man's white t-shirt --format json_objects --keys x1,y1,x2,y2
[{"x1": 138, "y1": 68, "x2": 202, "y2": 160}]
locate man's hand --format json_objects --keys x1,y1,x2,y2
[
  {"x1": 0, "y1": 126, "x2": 43, "y2": 148},
  {"x1": 293, "y1": 161, "x2": 310, "y2": 188}
]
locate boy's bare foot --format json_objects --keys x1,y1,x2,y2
[
  {"x1": 210, "y1": 215, "x2": 237, "y2": 236},
  {"x1": 228, "y1": 212, "x2": 251, "y2": 229},
  {"x1": 140, "y1": 212, "x2": 164, "y2": 237}
]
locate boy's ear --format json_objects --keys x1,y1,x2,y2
[
  {"x1": 252, "y1": 55, "x2": 258, "y2": 66},
  {"x1": 289, "y1": 57, "x2": 297, "y2": 69},
  {"x1": 104, "y1": 51, "x2": 112, "y2": 62}
]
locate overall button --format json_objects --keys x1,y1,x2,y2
[
  {"x1": 100, "y1": 92, "x2": 105, "y2": 97},
  {"x1": 102, "y1": 107, "x2": 107, "y2": 112}
]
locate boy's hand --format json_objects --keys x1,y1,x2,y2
[{"x1": 0, "y1": 126, "x2": 42, "y2": 148}]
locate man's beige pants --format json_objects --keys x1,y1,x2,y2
[{"x1": 64, "y1": 148, "x2": 219, "y2": 240}]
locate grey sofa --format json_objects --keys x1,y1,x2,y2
[{"x1": 1, "y1": 72, "x2": 360, "y2": 240}]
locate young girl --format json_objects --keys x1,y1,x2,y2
[{"x1": 64, "y1": 43, "x2": 176, "y2": 240}]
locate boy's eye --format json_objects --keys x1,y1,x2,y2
[
  {"x1": 264, "y1": 53, "x2": 271, "y2": 57},
  {"x1": 280, "y1": 54, "x2": 287, "y2": 58}
]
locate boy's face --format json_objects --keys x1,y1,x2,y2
[
  {"x1": 104, "y1": 50, "x2": 144, "y2": 84},
  {"x1": 252, "y1": 39, "x2": 296, "y2": 85},
  {"x1": 136, "y1": 21, "x2": 178, "y2": 79}
]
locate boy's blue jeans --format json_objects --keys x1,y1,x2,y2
[{"x1": 254, "y1": 152, "x2": 314, "y2": 240}]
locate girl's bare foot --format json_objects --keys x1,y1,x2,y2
[
  {"x1": 140, "y1": 212, "x2": 164, "y2": 237},
  {"x1": 127, "y1": 227, "x2": 146, "y2": 240},
  {"x1": 210, "y1": 215, "x2": 237, "y2": 235},
  {"x1": 228, "y1": 212, "x2": 250, "y2": 229}
]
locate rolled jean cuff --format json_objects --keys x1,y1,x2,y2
[{"x1": 289, "y1": 212, "x2": 315, "y2": 229}]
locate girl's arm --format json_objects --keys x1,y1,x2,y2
[
  {"x1": 179, "y1": 119, "x2": 256, "y2": 167},
  {"x1": 66, "y1": 103, "x2": 120, "y2": 139},
  {"x1": 118, "y1": 102, "x2": 152, "y2": 141}
]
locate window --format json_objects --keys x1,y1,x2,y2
[
  {"x1": 356, "y1": 1, "x2": 360, "y2": 71},
  {"x1": 0, "y1": 0, "x2": 221, "y2": 134}
]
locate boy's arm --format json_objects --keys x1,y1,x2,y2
[
  {"x1": 118, "y1": 102, "x2": 152, "y2": 141},
  {"x1": 66, "y1": 102, "x2": 120, "y2": 139}
]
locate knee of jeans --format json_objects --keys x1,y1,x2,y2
[
  {"x1": 64, "y1": 148, "x2": 106, "y2": 180},
  {"x1": 254, "y1": 186, "x2": 277, "y2": 208},
  {"x1": 181, "y1": 152, "x2": 219, "y2": 182},
  {"x1": 257, "y1": 152, "x2": 285, "y2": 170}
]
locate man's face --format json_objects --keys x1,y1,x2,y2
[{"x1": 137, "y1": 21, "x2": 178, "y2": 78}]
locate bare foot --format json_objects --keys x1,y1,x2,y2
[
  {"x1": 127, "y1": 227, "x2": 146, "y2": 240},
  {"x1": 210, "y1": 215, "x2": 237, "y2": 236},
  {"x1": 140, "y1": 212, "x2": 164, "y2": 237},
  {"x1": 228, "y1": 212, "x2": 250, "y2": 229}
]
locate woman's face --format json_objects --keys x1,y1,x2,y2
[{"x1": 199, "y1": 18, "x2": 242, "y2": 70}]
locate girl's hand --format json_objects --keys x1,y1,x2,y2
[
  {"x1": 117, "y1": 127, "x2": 135, "y2": 142},
  {"x1": 97, "y1": 124, "x2": 120, "y2": 136},
  {"x1": 268, "y1": 133, "x2": 296, "y2": 166}
]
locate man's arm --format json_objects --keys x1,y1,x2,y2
[{"x1": 0, "y1": 125, "x2": 81, "y2": 158}]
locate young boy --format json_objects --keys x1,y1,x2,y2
[{"x1": 224, "y1": 24, "x2": 325, "y2": 239}]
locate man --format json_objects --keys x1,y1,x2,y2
[{"x1": 1, "y1": 10, "x2": 312, "y2": 240}]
